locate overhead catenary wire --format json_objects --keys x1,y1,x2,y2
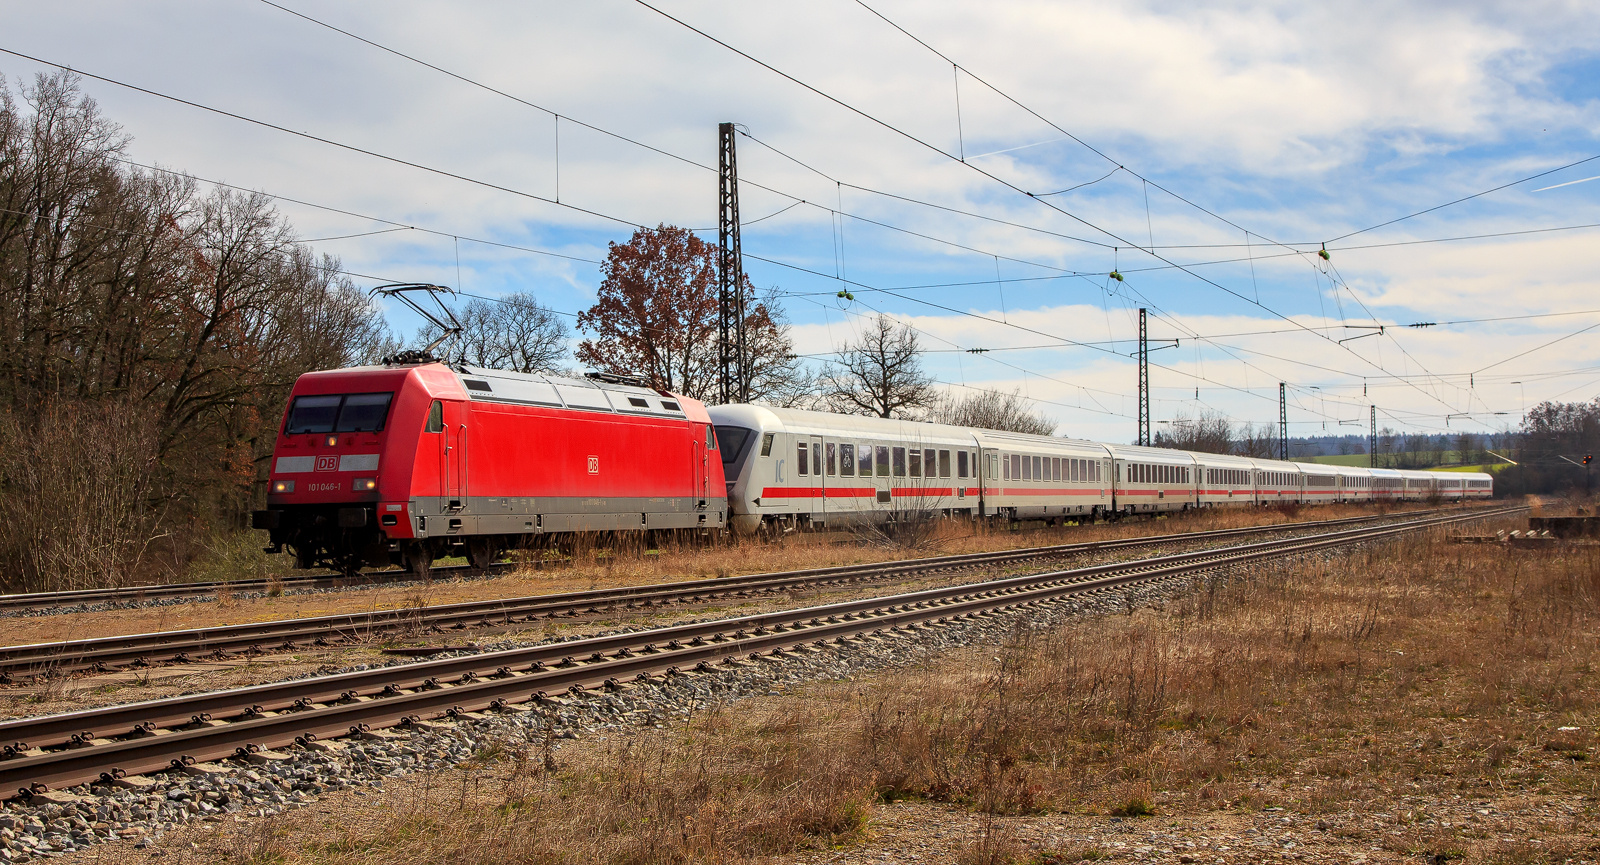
[
  {"x1": 1326, "y1": 151, "x2": 1600, "y2": 244},
  {"x1": 626, "y1": 2, "x2": 1473, "y2": 418},
  {"x1": 193, "y1": 5, "x2": 1576, "y2": 421},
  {"x1": 1, "y1": 35, "x2": 1557, "y2": 430}
]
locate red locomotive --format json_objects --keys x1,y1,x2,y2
[{"x1": 252, "y1": 362, "x2": 726, "y2": 576}]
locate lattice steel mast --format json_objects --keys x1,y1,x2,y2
[
  {"x1": 717, "y1": 122, "x2": 747, "y2": 404},
  {"x1": 1137, "y1": 308, "x2": 1149, "y2": 446}
]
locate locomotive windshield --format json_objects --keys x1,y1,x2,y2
[{"x1": 286, "y1": 392, "x2": 394, "y2": 434}]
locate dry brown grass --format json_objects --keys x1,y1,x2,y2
[
  {"x1": 136, "y1": 510, "x2": 1600, "y2": 865},
  {"x1": 1, "y1": 502, "x2": 1429, "y2": 650}
]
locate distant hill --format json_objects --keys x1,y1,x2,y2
[{"x1": 1300, "y1": 452, "x2": 1505, "y2": 472}]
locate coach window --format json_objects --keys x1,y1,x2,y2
[
  {"x1": 908, "y1": 448, "x2": 921, "y2": 478},
  {"x1": 938, "y1": 450, "x2": 951, "y2": 478},
  {"x1": 925, "y1": 449, "x2": 937, "y2": 477},
  {"x1": 425, "y1": 400, "x2": 444, "y2": 433},
  {"x1": 1033, "y1": 456, "x2": 1043, "y2": 481},
  {"x1": 1002, "y1": 454, "x2": 1010, "y2": 481},
  {"x1": 957, "y1": 451, "x2": 969, "y2": 478},
  {"x1": 860, "y1": 444, "x2": 874, "y2": 476},
  {"x1": 826, "y1": 442, "x2": 837, "y2": 476},
  {"x1": 840, "y1": 443, "x2": 855, "y2": 476},
  {"x1": 812, "y1": 443, "x2": 821, "y2": 477},
  {"x1": 797, "y1": 443, "x2": 809, "y2": 476},
  {"x1": 892, "y1": 447, "x2": 907, "y2": 477},
  {"x1": 1052, "y1": 457, "x2": 1061, "y2": 482},
  {"x1": 1022, "y1": 455, "x2": 1032, "y2": 481},
  {"x1": 876, "y1": 446, "x2": 891, "y2": 477}
]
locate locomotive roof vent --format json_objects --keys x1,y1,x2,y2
[{"x1": 584, "y1": 371, "x2": 652, "y2": 388}]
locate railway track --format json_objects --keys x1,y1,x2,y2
[
  {"x1": 0, "y1": 505, "x2": 1461, "y2": 615},
  {"x1": 0, "y1": 507, "x2": 1474, "y2": 682},
  {"x1": 0, "y1": 505, "x2": 1521, "y2": 800},
  {"x1": 0, "y1": 563, "x2": 518, "y2": 615}
]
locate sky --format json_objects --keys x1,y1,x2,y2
[{"x1": 4, "y1": 0, "x2": 1599, "y2": 444}]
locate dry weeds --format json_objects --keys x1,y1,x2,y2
[
  {"x1": 2, "y1": 502, "x2": 1427, "y2": 650},
  {"x1": 72, "y1": 510, "x2": 1600, "y2": 865}
]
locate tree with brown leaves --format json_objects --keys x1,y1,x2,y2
[{"x1": 576, "y1": 224, "x2": 804, "y2": 403}]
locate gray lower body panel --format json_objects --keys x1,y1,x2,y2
[{"x1": 409, "y1": 495, "x2": 725, "y2": 539}]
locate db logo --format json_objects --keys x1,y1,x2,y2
[
  {"x1": 315, "y1": 455, "x2": 339, "y2": 473},
  {"x1": 587, "y1": 455, "x2": 600, "y2": 474}
]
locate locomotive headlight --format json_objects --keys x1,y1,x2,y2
[
  {"x1": 353, "y1": 478, "x2": 377, "y2": 491},
  {"x1": 272, "y1": 479, "x2": 295, "y2": 493},
  {"x1": 326, "y1": 435, "x2": 339, "y2": 447}
]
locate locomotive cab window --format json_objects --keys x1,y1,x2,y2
[
  {"x1": 286, "y1": 392, "x2": 393, "y2": 435},
  {"x1": 336, "y1": 393, "x2": 392, "y2": 432},
  {"x1": 425, "y1": 400, "x2": 444, "y2": 433},
  {"x1": 285, "y1": 394, "x2": 342, "y2": 434}
]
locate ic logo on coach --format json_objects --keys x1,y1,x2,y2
[
  {"x1": 587, "y1": 456, "x2": 600, "y2": 474},
  {"x1": 315, "y1": 455, "x2": 338, "y2": 473}
]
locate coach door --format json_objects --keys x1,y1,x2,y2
[
  {"x1": 980, "y1": 447, "x2": 999, "y2": 516},
  {"x1": 809, "y1": 435, "x2": 825, "y2": 519}
]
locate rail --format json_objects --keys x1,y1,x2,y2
[
  {"x1": 0, "y1": 507, "x2": 1475, "y2": 681},
  {"x1": 0, "y1": 505, "x2": 1521, "y2": 800}
]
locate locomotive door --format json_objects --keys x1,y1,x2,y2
[
  {"x1": 693, "y1": 424, "x2": 709, "y2": 510},
  {"x1": 440, "y1": 400, "x2": 466, "y2": 511}
]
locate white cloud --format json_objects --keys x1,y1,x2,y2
[{"x1": 3, "y1": 0, "x2": 1598, "y2": 438}]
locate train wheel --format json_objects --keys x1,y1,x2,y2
[
  {"x1": 466, "y1": 538, "x2": 497, "y2": 570},
  {"x1": 404, "y1": 543, "x2": 434, "y2": 583}
]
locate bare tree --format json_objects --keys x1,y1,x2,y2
[
  {"x1": 1233, "y1": 422, "x2": 1279, "y2": 458},
  {"x1": 0, "y1": 71, "x2": 391, "y2": 590},
  {"x1": 1377, "y1": 427, "x2": 1398, "y2": 467},
  {"x1": 419, "y1": 291, "x2": 568, "y2": 373},
  {"x1": 1153, "y1": 411, "x2": 1234, "y2": 455},
  {"x1": 931, "y1": 388, "x2": 1055, "y2": 435},
  {"x1": 822, "y1": 314, "x2": 935, "y2": 418}
]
